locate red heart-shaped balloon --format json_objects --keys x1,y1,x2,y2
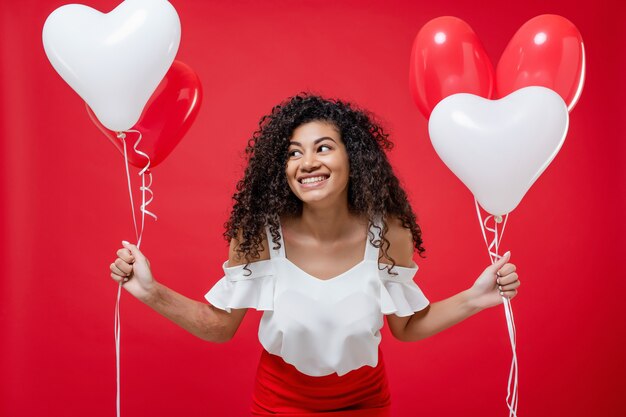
[
  {"x1": 87, "y1": 60, "x2": 202, "y2": 168},
  {"x1": 496, "y1": 14, "x2": 585, "y2": 111},
  {"x1": 409, "y1": 16, "x2": 495, "y2": 119},
  {"x1": 410, "y1": 15, "x2": 585, "y2": 118}
]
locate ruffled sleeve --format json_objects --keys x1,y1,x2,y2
[
  {"x1": 379, "y1": 263, "x2": 429, "y2": 317},
  {"x1": 204, "y1": 260, "x2": 275, "y2": 313}
]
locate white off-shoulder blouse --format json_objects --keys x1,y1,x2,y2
[{"x1": 205, "y1": 221, "x2": 429, "y2": 377}]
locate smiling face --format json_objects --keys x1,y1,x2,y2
[{"x1": 286, "y1": 120, "x2": 350, "y2": 208}]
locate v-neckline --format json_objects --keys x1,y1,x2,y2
[
  {"x1": 284, "y1": 258, "x2": 369, "y2": 283},
  {"x1": 279, "y1": 220, "x2": 372, "y2": 283}
]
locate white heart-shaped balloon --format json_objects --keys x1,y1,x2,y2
[
  {"x1": 428, "y1": 86, "x2": 569, "y2": 216},
  {"x1": 42, "y1": 0, "x2": 180, "y2": 132}
]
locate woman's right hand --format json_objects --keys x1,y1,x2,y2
[{"x1": 110, "y1": 241, "x2": 156, "y2": 302}]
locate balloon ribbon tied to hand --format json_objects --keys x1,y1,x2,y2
[
  {"x1": 115, "y1": 129, "x2": 158, "y2": 417},
  {"x1": 475, "y1": 200, "x2": 518, "y2": 417}
]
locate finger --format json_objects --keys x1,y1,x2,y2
[
  {"x1": 497, "y1": 263, "x2": 516, "y2": 277},
  {"x1": 122, "y1": 241, "x2": 145, "y2": 261},
  {"x1": 111, "y1": 273, "x2": 129, "y2": 283},
  {"x1": 500, "y1": 289, "x2": 518, "y2": 299},
  {"x1": 497, "y1": 272, "x2": 519, "y2": 286},
  {"x1": 114, "y1": 258, "x2": 133, "y2": 275},
  {"x1": 499, "y1": 280, "x2": 520, "y2": 292},
  {"x1": 110, "y1": 262, "x2": 128, "y2": 277},
  {"x1": 116, "y1": 248, "x2": 135, "y2": 263},
  {"x1": 488, "y1": 251, "x2": 511, "y2": 274}
]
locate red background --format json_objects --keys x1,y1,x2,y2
[{"x1": 1, "y1": 1, "x2": 624, "y2": 416}]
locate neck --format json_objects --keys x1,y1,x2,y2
[{"x1": 295, "y1": 202, "x2": 359, "y2": 242}]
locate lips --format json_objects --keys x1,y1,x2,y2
[
  {"x1": 298, "y1": 175, "x2": 329, "y2": 184},
  {"x1": 297, "y1": 174, "x2": 330, "y2": 188}
]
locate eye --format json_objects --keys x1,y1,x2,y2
[
  {"x1": 318, "y1": 144, "x2": 332, "y2": 152},
  {"x1": 288, "y1": 149, "x2": 302, "y2": 158}
]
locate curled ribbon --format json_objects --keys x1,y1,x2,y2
[
  {"x1": 475, "y1": 199, "x2": 518, "y2": 417},
  {"x1": 115, "y1": 130, "x2": 157, "y2": 417}
]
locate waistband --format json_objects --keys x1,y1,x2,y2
[{"x1": 251, "y1": 347, "x2": 391, "y2": 416}]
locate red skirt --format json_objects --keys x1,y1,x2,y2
[{"x1": 251, "y1": 348, "x2": 391, "y2": 416}]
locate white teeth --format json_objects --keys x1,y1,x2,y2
[{"x1": 300, "y1": 176, "x2": 327, "y2": 184}]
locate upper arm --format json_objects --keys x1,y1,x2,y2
[
  {"x1": 209, "y1": 231, "x2": 271, "y2": 342},
  {"x1": 381, "y1": 216, "x2": 419, "y2": 341},
  {"x1": 227, "y1": 230, "x2": 270, "y2": 267},
  {"x1": 385, "y1": 305, "x2": 430, "y2": 342},
  {"x1": 379, "y1": 216, "x2": 415, "y2": 268}
]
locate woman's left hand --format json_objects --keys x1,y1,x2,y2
[{"x1": 467, "y1": 251, "x2": 520, "y2": 310}]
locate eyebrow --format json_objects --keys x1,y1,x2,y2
[{"x1": 289, "y1": 137, "x2": 337, "y2": 146}]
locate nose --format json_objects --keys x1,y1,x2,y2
[{"x1": 301, "y1": 151, "x2": 320, "y2": 172}]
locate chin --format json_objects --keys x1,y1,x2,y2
[
  {"x1": 302, "y1": 191, "x2": 348, "y2": 208},
  {"x1": 299, "y1": 193, "x2": 330, "y2": 204}
]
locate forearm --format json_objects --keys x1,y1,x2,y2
[
  {"x1": 142, "y1": 282, "x2": 232, "y2": 343},
  {"x1": 401, "y1": 289, "x2": 483, "y2": 342}
]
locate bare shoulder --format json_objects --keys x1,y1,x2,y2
[
  {"x1": 227, "y1": 229, "x2": 271, "y2": 267},
  {"x1": 379, "y1": 216, "x2": 414, "y2": 267}
]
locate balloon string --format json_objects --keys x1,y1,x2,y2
[
  {"x1": 475, "y1": 199, "x2": 518, "y2": 417},
  {"x1": 475, "y1": 199, "x2": 508, "y2": 263},
  {"x1": 120, "y1": 137, "x2": 139, "y2": 243},
  {"x1": 115, "y1": 131, "x2": 157, "y2": 417},
  {"x1": 115, "y1": 281, "x2": 122, "y2": 417},
  {"x1": 127, "y1": 129, "x2": 157, "y2": 248},
  {"x1": 115, "y1": 134, "x2": 136, "y2": 417}
]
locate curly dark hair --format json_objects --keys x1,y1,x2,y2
[{"x1": 224, "y1": 93, "x2": 425, "y2": 272}]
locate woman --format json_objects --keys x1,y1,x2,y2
[{"x1": 110, "y1": 94, "x2": 520, "y2": 416}]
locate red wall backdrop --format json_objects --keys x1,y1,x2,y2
[{"x1": 1, "y1": 1, "x2": 624, "y2": 416}]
